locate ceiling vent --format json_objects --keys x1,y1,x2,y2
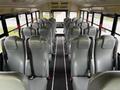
[{"x1": 50, "y1": 2, "x2": 68, "y2": 10}]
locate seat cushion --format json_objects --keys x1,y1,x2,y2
[
  {"x1": 29, "y1": 78, "x2": 47, "y2": 90},
  {"x1": 72, "y1": 77, "x2": 89, "y2": 90}
]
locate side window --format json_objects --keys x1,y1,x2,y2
[
  {"x1": 6, "y1": 18, "x2": 17, "y2": 32},
  {"x1": 27, "y1": 14, "x2": 32, "y2": 26},
  {"x1": 94, "y1": 13, "x2": 101, "y2": 25},
  {"x1": 115, "y1": 17, "x2": 120, "y2": 52},
  {"x1": 80, "y1": 11, "x2": 84, "y2": 19},
  {"x1": 0, "y1": 21, "x2": 4, "y2": 53},
  {"x1": 93, "y1": 13, "x2": 101, "y2": 28},
  {"x1": 101, "y1": 16, "x2": 113, "y2": 35},
  {"x1": 19, "y1": 14, "x2": 27, "y2": 28},
  {"x1": 36, "y1": 12, "x2": 39, "y2": 19},
  {"x1": 0, "y1": 37, "x2": 6, "y2": 53},
  {"x1": 84, "y1": 12, "x2": 87, "y2": 21},
  {"x1": 116, "y1": 17, "x2": 120, "y2": 34},
  {"x1": 32, "y1": 12, "x2": 36, "y2": 22},
  {"x1": 101, "y1": 29, "x2": 111, "y2": 35},
  {"x1": 103, "y1": 16, "x2": 114, "y2": 30},
  {"x1": 88, "y1": 13, "x2": 92, "y2": 24},
  {"x1": 0, "y1": 21, "x2": 4, "y2": 35},
  {"x1": 6, "y1": 17, "x2": 19, "y2": 36},
  {"x1": 115, "y1": 34, "x2": 120, "y2": 52}
]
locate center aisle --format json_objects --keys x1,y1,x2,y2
[{"x1": 52, "y1": 36, "x2": 67, "y2": 90}]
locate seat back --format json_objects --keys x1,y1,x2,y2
[
  {"x1": 64, "y1": 18, "x2": 71, "y2": 42},
  {"x1": 94, "y1": 35, "x2": 118, "y2": 73},
  {"x1": 80, "y1": 22, "x2": 89, "y2": 34},
  {"x1": 76, "y1": 19, "x2": 82, "y2": 27},
  {"x1": 20, "y1": 27, "x2": 36, "y2": 39},
  {"x1": 49, "y1": 18, "x2": 56, "y2": 53},
  {"x1": 31, "y1": 22, "x2": 39, "y2": 35},
  {"x1": 0, "y1": 72, "x2": 29, "y2": 90},
  {"x1": 49, "y1": 17, "x2": 56, "y2": 41},
  {"x1": 39, "y1": 20, "x2": 50, "y2": 40},
  {"x1": 68, "y1": 22, "x2": 81, "y2": 41},
  {"x1": 71, "y1": 35, "x2": 92, "y2": 77},
  {"x1": 31, "y1": 22, "x2": 39, "y2": 30},
  {"x1": 4, "y1": 36, "x2": 25, "y2": 74},
  {"x1": 27, "y1": 36, "x2": 49, "y2": 77},
  {"x1": 83, "y1": 26, "x2": 100, "y2": 64},
  {"x1": 88, "y1": 71, "x2": 120, "y2": 90},
  {"x1": 84, "y1": 26, "x2": 100, "y2": 39},
  {"x1": 64, "y1": 17, "x2": 70, "y2": 23}
]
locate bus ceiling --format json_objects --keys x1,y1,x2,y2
[{"x1": 0, "y1": 0, "x2": 119, "y2": 14}]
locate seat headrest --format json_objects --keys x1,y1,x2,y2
[
  {"x1": 49, "y1": 17, "x2": 56, "y2": 22},
  {"x1": 82, "y1": 22, "x2": 89, "y2": 29},
  {"x1": 101, "y1": 35, "x2": 116, "y2": 49},
  {"x1": 69, "y1": 22, "x2": 76, "y2": 28},
  {"x1": 29, "y1": 36, "x2": 46, "y2": 45},
  {"x1": 32, "y1": 22, "x2": 39, "y2": 29},
  {"x1": 5, "y1": 36, "x2": 21, "y2": 50},
  {"x1": 89, "y1": 26, "x2": 98, "y2": 36},
  {"x1": 73, "y1": 35, "x2": 91, "y2": 49}
]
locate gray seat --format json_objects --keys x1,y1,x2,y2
[
  {"x1": 39, "y1": 19, "x2": 44, "y2": 29},
  {"x1": 3, "y1": 36, "x2": 48, "y2": 90},
  {"x1": 49, "y1": 18, "x2": 56, "y2": 54},
  {"x1": 93, "y1": 35, "x2": 118, "y2": 74},
  {"x1": 68, "y1": 24, "x2": 81, "y2": 41},
  {"x1": 49, "y1": 18, "x2": 56, "y2": 41},
  {"x1": 4, "y1": 36, "x2": 26, "y2": 73},
  {"x1": 71, "y1": 35, "x2": 92, "y2": 90},
  {"x1": 68, "y1": 18, "x2": 84, "y2": 55},
  {"x1": 0, "y1": 72, "x2": 29, "y2": 90},
  {"x1": 80, "y1": 22, "x2": 89, "y2": 35},
  {"x1": 83, "y1": 26, "x2": 100, "y2": 39},
  {"x1": 65, "y1": 21, "x2": 81, "y2": 54},
  {"x1": 64, "y1": 18, "x2": 72, "y2": 54},
  {"x1": 64, "y1": 18, "x2": 71, "y2": 43},
  {"x1": 27, "y1": 36, "x2": 49, "y2": 76},
  {"x1": 20, "y1": 27, "x2": 36, "y2": 39},
  {"x1": 83, "y1": 26, "x2": 100, "y2": 66},
  {"x1": 31, "y1": 22, "x2": 39, "y2": 35},
  {"x1": 27, "y1": 36, "x2": 49, "y2": 90},
  {"x1": 88, "y1": 71, "x2": 120, "y2": 90},
  {"x1": 39, "y1": 20, "x2": 49, "y2": 39},
  {"x1": 39, "y1": 19, "x2": 55, "y2": 55}
]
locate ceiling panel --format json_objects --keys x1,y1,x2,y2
[{"x1": 0, "y1": 0, "x2": 119, "y2": 8}]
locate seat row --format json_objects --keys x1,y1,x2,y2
[
  {"x1": 20, "y1": 18, "x2": 56, "y2": 54},
  {"x1": 63, "y1": 17, "x2": 120, "y2": 90},
  {"x1": 70, "y1": 34, "x2": 118, "y2": 90},
  {"x1": 2, "y1": 35, "x2": 51, "y2": 90},
  {"x1": 0, "y1": 17, "x2": 57, "y2": 90},
  {"x1": 64, "y1": 17, "x2": 100, "y2": 40},
  {"x1": 1, "y1": 70, "x2": 120, "y2": 90},
  {"x1": 64, "y1": 17, "x2": 100, "y2": 56}
]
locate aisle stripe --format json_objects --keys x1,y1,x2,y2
[
  {"x1": 62, "y1": 37, "x2": 68, "y2": 90},
  {"x1": 51, "y1": 37, "x2": 58, "y2": 90}
]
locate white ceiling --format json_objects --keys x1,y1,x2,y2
[{"x1": 0, "y1": 0, "x2": 119, "y2": 8}]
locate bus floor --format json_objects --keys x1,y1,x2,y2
[{"x1": 47, "y1": 36, "x2": 72, "y2": 90}]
